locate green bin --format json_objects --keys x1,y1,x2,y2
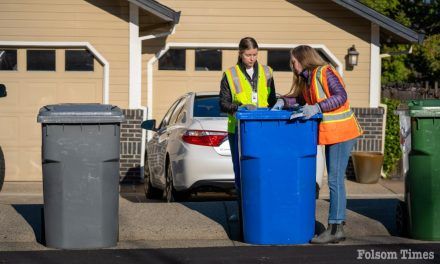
[{"x1": 407, "y1": 99, "x2": 440, "y2": 240}]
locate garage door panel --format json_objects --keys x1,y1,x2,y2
[
  {"x1": 58, "y1": 82, "x2": 98, "y2": 103},
  {"x1": 0, "y1": 81, "x2": 20, "y2": 108},
  {"x1": 22, "y1": 82, "x2": 57, "y2": 107},
  {"x1": 0, "y1": 61, "x2": 102, "y2": 182},
  {"x1": 3, "y1": 147, "x2": 42, "y2": 181},
  {"x1": 19, "y1": 115, "x2": 41, "y2": 145},
  {"x1": 0, "y1": 116, "x2": 19, "y2": 143}
]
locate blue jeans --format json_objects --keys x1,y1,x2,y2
[
  {"x1": 228, "y1": 133, "x2": 241, "y2": 192},
  {"x1": 325, "y1": 138, "x2": 357, "y2": 224}
]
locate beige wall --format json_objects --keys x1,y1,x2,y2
[
  {"x1": 142, "y1": 0, "x2": 372, "y2": 121},
  {"x1": 0, "y1": 0, "x2": 130, "y2": 108}
]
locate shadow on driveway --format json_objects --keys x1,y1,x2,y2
[
  {"x1": 346, "y1": 198, "x2": 400, "y2": 236},
  {"x1": 12, "y1": 204, "x2": 45, "y2": 245}
]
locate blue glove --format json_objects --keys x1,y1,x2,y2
[
  {"x1": 241, "y1": 104, "x2": 257, "y2": 110},
  {"x1": 271, "y1": 98, "x2": 285, "y2": 111},
  {"x1": 301, "y1": 104, "x2": 321, "y2": 119}
]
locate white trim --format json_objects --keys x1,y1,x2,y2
[
  {"x1": 140, "y1": 25, "x2": 177, "y2": 169},
  {"x1": 146, "y1": 43, "x2": 343, "y2": 120},
  {"x1": 370, "y1": 23, "x2": 381, "y2": 108},
  {"x1": 139, "y1": 105, "x2": 148, "y2": 181},
  {"x1": 0, "y1": 41, "x2": 110, "y2": 104},
  {"x1": 129, "y1": 3, "x2": 142, "y2": 109}
]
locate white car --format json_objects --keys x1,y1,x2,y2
[{"x1": 141, "y1": 92, "x2": 234, "y2": 202}]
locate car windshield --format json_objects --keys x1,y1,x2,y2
[{"x1": 193, "y1": 95, "x2": 227, "y2": 117}]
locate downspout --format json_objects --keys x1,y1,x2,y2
[{"x1": 139, "y1": 25, "x2": 176, "y2": 180}]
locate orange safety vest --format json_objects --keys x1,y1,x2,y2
[{"x1": 303, "y1": 65, "x2": 363, "y2": 145}]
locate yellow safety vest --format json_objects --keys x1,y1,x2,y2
[{"x1": 224, "y1": 63, "x2": 273, "y2": 133}]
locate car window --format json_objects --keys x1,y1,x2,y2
[
  {"x1": 169, "y1": 97, "x2": 188, "y2": 125},
  {"x1": 159, "y1": 98, "x2": 182, "y2": 129},
  {"x1": 193, "y1": 95, "x2": 227, "y2": 117}
]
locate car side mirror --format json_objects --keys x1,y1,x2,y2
[
  {"x1": 0, "y1": 84, "x2": 7, "y2": 98},
  {"x1": 141, "y1": 119, "x2": 157, "y2": 131}
]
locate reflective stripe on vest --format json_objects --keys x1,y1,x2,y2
[
  {"x1": 303, "y1": 65, "x2": 362, "y2": 144},
  {"x1": 224, "y1": 63, "x2": 272, "y2": 133}
]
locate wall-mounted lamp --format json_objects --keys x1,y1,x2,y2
[{"x1": 347, "y1": 45, "x2": 359, "y2": 67}]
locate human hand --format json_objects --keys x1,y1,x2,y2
[
  {"x1": 241, "y1": 104, "x2": 257, "y2": 110},
  {"x1": 271, "y1": 98, "x2": 285, "y2": 111},
  {"x1": 301, "y1": 104, "x2": 321, "y2": 119}
]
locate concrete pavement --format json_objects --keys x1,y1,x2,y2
[{"x1": 0, "y1": 178, "x2": 433, "y2": 251}]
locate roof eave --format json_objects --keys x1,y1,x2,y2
[
  {"x1": 332, "y1": 0, "x2": 424, "y2": 44},
  {"x1": 128, "y1": 0, "x2": 180, "y2": 24}
]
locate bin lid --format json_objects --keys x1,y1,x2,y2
[
  {"x1": 408, "y1": 100, "x2": 440, "y2": 117},
  {"x1": 37, "y1": 104, "x2": 126, "y2": 123},
  {"x1": 236, "y1": 108, "x2": 322, "y2": 120}
]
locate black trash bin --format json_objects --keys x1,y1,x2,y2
[{"x1": 37, "y1": 104, "x2": 125, "y2": 249}]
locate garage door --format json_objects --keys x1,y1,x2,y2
[{"x1": 0, "y1": 48, "x2": 102, "y2": 181}]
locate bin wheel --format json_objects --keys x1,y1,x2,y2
[
  {"x1": 0, "y1": 146, "x2": 5, "y2": 192},
  {"x1": 143, "y1": 154, "x2": 162, "y2": 200},
  {"x1": 163, "y1": 162, "x2": 190, "y2": 203},
  {"x1": 396, "y1": 200, "x2": 409, "y2": 237}
]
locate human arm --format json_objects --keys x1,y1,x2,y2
[
  {"x1": 219, "y1": 73, "x2": 241, "y2": 114},
  {"x1": 317, "y1": 68, "x2": 347, "y2": 112}
]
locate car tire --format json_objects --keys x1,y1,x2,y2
[
  {"x1": 143, "y1": 154, "x2": 162, "y2": 200},
  {"x1": 0, "y1": 147, "x2": 4, "y2": 192},
  {"x1": 396, "y1": 200, "x2": 409, "y2": 237},
  {"x1": 163, "y1": 161, "x2": 190, "y2": 203}
]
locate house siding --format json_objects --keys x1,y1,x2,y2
[
  {"x1": 0, "y1": 0, "x2": 130, "y2": 108},
  {"x1": 142, "y1": 0, "x2": 371, "y2": 123}
]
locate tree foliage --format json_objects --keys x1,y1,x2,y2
[{"x1": 360, "y1": 0, "x2": 440, "y2": 84}]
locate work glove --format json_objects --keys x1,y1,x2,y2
[
  {"x1": 301, "y1": 103, "x2": 321, "y2": 119},
  {"x1": 271, "y1": 98, "x2": 285, "y2": 111},
  {"x1": 241, "y1": 104, "x2": 257, "y2": 110}
]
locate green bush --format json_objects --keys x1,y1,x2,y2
[{"x1": 382, "y1": 97, "x2": 402, "y2": 177}]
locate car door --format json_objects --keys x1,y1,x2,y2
[{"x1": 147, "y1": 98, "x2": 182, "y2": 188}]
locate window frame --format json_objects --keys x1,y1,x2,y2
[
  {"x1": 158, "y1": 49, "x2": 186, "y2": 71},
  {"x1": 0, "y1": 49, "x2": 18, "y2": 71},
  {"x1": 195, "y1": 48, "x2": 222, "y2": 71},
  {"x1": 26, "y1": 49, "x2": 56, "y2": 71},
  {"x1": 65, "y1": 50, "x2": 94, "y2": 72}
]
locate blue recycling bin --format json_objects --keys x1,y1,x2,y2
[{"x1": 236, "y1": 109, "x2": 320, "y2": 244}]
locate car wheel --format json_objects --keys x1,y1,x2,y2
[
  {"x1": 0, "y1": 147, "x2": 4, "y2": 192},
  {"x1": 396, "y1": 200, "x2": 409, "y2": 237},
  {"x1": 143, "y1": 154, "x2": 162, "y2": 200},
  {"x1": 163, "y1": 162, "x2": 190, "y2": 203}
]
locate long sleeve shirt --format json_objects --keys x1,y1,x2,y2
[{"x1": 283, "y1": 67, "x2": 347, "y2": 112}]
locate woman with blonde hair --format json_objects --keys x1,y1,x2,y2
[{"x1": 274, "y1": 45, "x2": 363, "y2": 244}]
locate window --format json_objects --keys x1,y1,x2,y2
[
  {"x1": 159, "y1": 49, "x2": 185, "y2": 70},
  {"x1": 193, "y1": 95, "x2": 227, "y2": 117},
  {"x1": 0, "y1": 50, "x2": 17, "y2": 71},
  {"x1": 267, "y1": 50, "x2": 291, "y2": 72},
  {"x1": 195, "y1": 49, "x2": 222, "y2": 71},
  {"x1": 169, "y1": 97, "x2": 188, "y2": 125},
  {"x1": 268, "y1": 48, "x2": 335, "y2": 71},
  {"x1": 159, "y1": 98, "x2": 182, "y2": 129},
  {"x1": 65, "y1": 50, "x2": 94, "y2": 71},
  {"x1": 316, "y1": 49, "x2": 333, "y2": 65},
  {"x1": 27, "y1": 50, "x2": 55, "y2": 71}
]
